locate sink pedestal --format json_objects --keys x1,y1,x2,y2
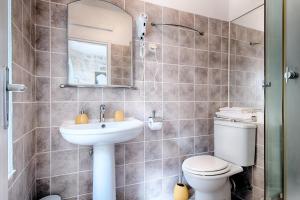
[{"x1": 93, "y1": 144, "x2": 116, "y2": 200}]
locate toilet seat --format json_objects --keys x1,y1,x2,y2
[{"x1": 182, "y1": 155, "x2": 231, "y2": 176}]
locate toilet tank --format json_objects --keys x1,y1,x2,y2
[{"x1": 214, "y1": 118, "x2": 257, "y2": 166}]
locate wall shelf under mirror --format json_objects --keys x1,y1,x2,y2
[{"x1": 59, "y1": 83, "x2": 137, "y2": 89}]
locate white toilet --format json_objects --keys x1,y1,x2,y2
[
  {"x1": 182, "y1": 118, "x2": 257, "y2": 200},
  {"x1": 40, "y1": 195, "x2": 61, "y2": 200}
]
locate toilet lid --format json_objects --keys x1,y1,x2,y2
[{"x1": 182, "y1": 155, "x2": 230, "y2": 175}]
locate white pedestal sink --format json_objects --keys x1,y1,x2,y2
[{"x1": 59, "y1": 118, "x2": 144, "y2": 200}]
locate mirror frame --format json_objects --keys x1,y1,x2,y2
[{"x1": 63, "y1": 0, "x2": 135, "y2": 89}]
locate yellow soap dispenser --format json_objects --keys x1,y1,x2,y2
[{"x1": 75, "y1": 110, "x2": 89, "y2": 124}]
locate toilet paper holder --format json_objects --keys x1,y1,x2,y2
[{"x1": 148, "y1": 110, "x2": 163, "y2": 131}]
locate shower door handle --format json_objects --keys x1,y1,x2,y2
[
  {"x1": 284, "y1": 66, "x2": 298, "y2": 83},
  {"x1": 1, "y1": 66, "x2": 26, "y2": 129}
]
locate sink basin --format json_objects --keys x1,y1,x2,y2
[
  {"x1": 60, "y1": 117, "x2": 144, "y2": 145},
  {"x1": 59, "y1": 117, "x2": 144, "y2": 200}
]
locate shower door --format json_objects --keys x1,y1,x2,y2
[
  {"x1": 265, "y1": 0, "x2": 284, "y2": 199},
  {"x1": 0, "y1": 0, "x2": 9, "y2": 198},
  {"x1": 284, "y1": 0, "x2": 300, "y2": 199}
]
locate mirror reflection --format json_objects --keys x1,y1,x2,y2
[
  {"x1": 67, "y1": 0, "x2": 133, "y2": 87},
  {"x1": 229, "y1": 5, "x2": 264, "y2": 108}
]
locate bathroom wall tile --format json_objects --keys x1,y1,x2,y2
[
  {"x1": 163, "y1": 121, "x2": 179, "y2": 139},
  {"x1": 222, "y1": 21, "x2": 229, "y2": 37},
  {"x1": 13, "y1": 140, "x2": 24, "y2": 179},
  {"x1": 51, "y1": 174, "x2": 78, "y2": 198},
  {"x1": 51, "y1": 3, "x2": 67, "y2": 28},
  {"x1": 194, "y1": 136, "x2": 209, "y2": 153},
  {"x1": 163, "y1": 27, "x2": 179, "y2": 45},
  {"x1": 208, "y1": 102, "x2": 220, "y2": 118},
  {"x1": 115, "y1": 144, "x2": 125, "y2": 165},
  {"x1": 145, "y1": 82, "x2": 162, "y2": 101},
  {"x1": 125, "y1": 183, "x2": 144, "y2": 200},
  {"x1": 195, "y1": 35, "x2": 208, "y2": 51},
  {"x1": 179, "y1": 48, "x2": 195, "y2": 66},
  {"x1": 78, "y1": 88, "x2": 102, "y2": 102},
  {"x1": 36, "y1": 77, "x2": 50, "y2": 101},
  {"x1": 163, "y1": 158, "x2": 179, "y2": 177},
  {"x1": 163, "y1": 7, "x2": 179, "y2": 24},
  {"x1": 51, "y1": 102, "x2": 77, "y2": 126},
  {"x1": 12, "y1": 103, "x2": 24, "y2": 141},
  {"x1": 179, "y1": 11, "x2": 194, "y2": 27},
  {"x1": 209, "y1": 52, "x2": 222, "y2": 68},
  {"x1": 179, "y1": 137, "x2": 194, "y2": 155},
  {"x1": 145, "y1": 141, "x2": 162, "y2": 161},
  {"x1": 51, "y1": 150, "x2": 78, "y2": 176},
  {"x1": 209, "y1": 35, "x2": 222, "y2": 52},
  {"x1": 12, "y1": 0, "x2": 22, "y2": 30},
  {"x1": 103, "y1": 88, "x2": 125, "y2": 102},
  {"x1": 125, "y1": 163, "x2": 144, "y2": 184},
  {"x1": 195, "y1": 50, "x2": 208, "y2": 67},
  {"x1": 195, "y1": 119, "x2": 208, "y2": 136},
  {"x1": 179, "y1": 66, "x2": 194, "y2": 83},
  {"x1": 163, "y1": 64, "x2": 178, "y2": 83},
  {"x1": 195, "y1": 84, "x2": 208, "y2": 101},
  {"x1": 163, "y1": 83, "x2": 179, "y2": 101},
  {"x1": 124, "y1": 101, "x2": 144, "y2": 121},
  {"x1": 125, "y1": 142, "x2": 144, "y2": 164},
  {"x1": 195, "y1": 102, "x2": 208, "y2": 118},
  {"x1": 51, "y1": 53, "x2": 67, "y2": 77},
  {"x1": 36, "y1": 128, "x2": 50, "y2": 153},
  {"x1": 209, "y1": 69, "x2": 221, "y2": 85},
  {"x1": 79, "y1": 194, "x2": 93, "y2": 200},
  {"x1": 116, "y1": 165, "x2": 125, "y2": 187},
  {"x1": 36, "y1": 178, "x2": 50, "y2": 199},
  {"x1": 79, "y1": 171, "x2": 93, "y2": 195},
  {"x1": 163, "y1": 139, "x2": 179, "y2": 158},
  {"x1": 163, "y1": 45, "x2": 179, "y2": 64},
  {"x1": 145, "y1": 160, "x2": 162, "y2": 181},
  {"x1": 36, "y1": 0, "x2": 50, "y2": 26},
  {"x1": 209, "y1": 18, "x2": 222, "y2": 35},
  {"x1": 179, "y1": 120, "x2": 194, "y2": 137},
  {"x1": 195, "y1": 15, "x2": 208, "y2": 34},
  {"x1": 179, "y1": 29, "x2": 195, "y2": 48},
  {"x1": 163, "y1": 102, "x2": 179, "y2": 120},
  {"x1": 51, "y1": 127, "x2": 77, "y2": 151},
  {"x1": 36, "y1": 103, "x2": 50, "y2": 127},
  {"x1": 36, "y1": 51, "x2": 50, "y2": 76},
  {"x1": 125, "y1": 0, "x2": 144, "y2": 19},
  {"x1": 180, "y1": 102, "x2": 194, "y2": 119},
  {"x1": 145, "y1": 3, "x2": 162, "y2": 43},
  {"x1": 145, "y1": 62, "x2": 162, "y2": 82},
  {"x1": 221, "y1": 37, "x2": 229, "y2": 53},
  {"x1": 36, "y1": 153, "x2": 50, "y2": 178},
  {"x1": 79, "y1": 148, "x2": 93, "y2": 171},
  {"x1": 116, "y1": 187, "x2": 125, "y2": 200},
  {"x1": 23, "y1": 131, "x2": 35, "y2": 165},
  {"x1": 51, "y1": 28, "x2": 67, "y2": 53},
  {"x1": 179, "y1": 84, "x2": 194, "y2": 101},
  {"x1": 36, "y1": 26, "x2": 50, "y2": 51},
  {"x1": 195, "y1": 67, "x2": 208, "y2": 84},
  {"x1": 253, "y1": 167, "x2": 264, "y2": 189}
]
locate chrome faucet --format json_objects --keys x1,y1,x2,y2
[{"x1": 99, "y1": 104, "x2": 106, "y2": 123}]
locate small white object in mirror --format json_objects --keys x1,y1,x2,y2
[{"x1": 148, "y1": 110, "x2": 163, "y2": 131}]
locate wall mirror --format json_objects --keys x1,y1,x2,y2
[
  {"x1": 66, "y1": 0, "x2": 133, "y2": 88},
  {"x1": 229, "y1": 5, "x2": 264, "y2": 108}
]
